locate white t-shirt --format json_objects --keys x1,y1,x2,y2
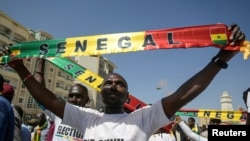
[
  {"x1": 148, "y1": 133, "x2": 176, "y2": 141},
  {"x1": 45, "y1": 110, "x2": 84, "y2": 141},
  {"x1": 62, "y1": 100, "x2": 170, "y2": 141}
]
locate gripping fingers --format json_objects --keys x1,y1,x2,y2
[
  {"x1": 231, "y1": 31, "x2": 245, "y2": 46},
  {"x1": 0, "y1": 46, "x2": 11, "y2": 55},
  {"x1": 3, "y1": 46, "x2": 11, "y2": 55},
  {"x1": 238, "y1": 31, "x2": 245, "y2": 41},
  {"x1": 228, "y1": 25, "x2": 245, "y2": 46}
]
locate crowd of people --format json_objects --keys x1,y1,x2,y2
[{"x1": 0, "y1": 23, "x2": 249, "y2": 141}]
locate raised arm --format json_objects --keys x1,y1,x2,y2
[
  {"x1": 6, "y1": 59, "x2": 65, "y2": 118},
  {"x1": 32, "y1": 58, "x2": 47, "y2": 110},
  {"x1": 161, "y1": 24, "x2": 246, "y2": 118},
  {"x1": 33, "y1": 58, "x2": 46, "y2": 87}
]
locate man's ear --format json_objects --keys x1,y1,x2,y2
[
  {"x1": 126, "y1": 92, "x2": 129, "y2": 99},
  {"x1": 123, "y1": 92, "x2": 129, "y2": 103},
  {"x1": 85, "y1": 96, "x2": 90, "y2": 104}
]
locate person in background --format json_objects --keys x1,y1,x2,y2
[
  {"x1": 13, "y1": 105, "x2": 31, "y2": 141},
  {"x1": 199, "y1": 124, "x2": 207, "y2": 138},
  {"x1": 44, "y1": 84, "x2": 90, "y2": 141},
  {"x1": 187, "y1": 117, "x2": 199, "y2": 133},
  {"x1": 0, "y1": 23, "x2": 245, "y2": 140},
  {"x1": 198, "y1": 117, "x2": 223, "y2": 139},
  {"x1": 2, "y1": 82, "x2": 22, "y2": 141},
  {"x1": 175, "y1": 116, "x2": 207, "y2": 141},
  {"x1": 209, "y1": 118, "x2": 221, "y2": 125},
  {"x1": 26, "y1": 118, "x2": 39, "y2": 132},
  {"x1": 33, "y1": 58, "x2": 90, "y2": 141},
  {"x1": 186, "y1": 117, "x2": 199, "y2": 141},
  {"x1": 0, "y1": 74, "x2": 15, "y2": 141},
  {"x1": 32, "y1": 112, "x2": 50, "y2": 141},
  {"x1": 243, "y1": 87, "x2": 250, "y2": 125},
  {"x1": 171, "y1": 115, "x2": 187, "y2": 141}
]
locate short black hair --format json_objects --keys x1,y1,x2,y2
[
  {"x1": 209, "y1": 118, "x2": 221, "y2": 125},
  {"x1": 243, "y1": 87, "x2": 250, "y2": 94},
  {"x1": 69, "y1": 83, "x2": 90, "y2": 103},
  {"x1": 188, "y1": 117, "x2": 196, "y2": 122},
  {"x1": 73, "y1": 83, "x2": 88, "y2": 94}
]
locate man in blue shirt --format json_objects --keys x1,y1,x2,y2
[{"x1": 0, "y1": 74, "x2": 15, "y2": 141}]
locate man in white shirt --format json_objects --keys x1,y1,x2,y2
[{"x1": 0, "y1": 24, "x2": 245, "y2": 141}]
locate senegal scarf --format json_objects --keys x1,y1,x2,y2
[
  {"x1": 0, "y1": 23, "x2": 249, "y2": 64},
  {"x1": 1, "y1": 23, "x2": 248, "y2": 134},
  {"x1": 32, "y1": 121, "x2": 48, "y2": 141}
]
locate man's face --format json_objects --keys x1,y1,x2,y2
[
  {"x1": 36, "y1": 113, "x2": 46, "y2": 125},
  {"x1": 101, "y1": 73, "x2": 128, "y2": 107},
  {"x1": 68, "y1": 85, "x2": 88, "y2": 107},
  {"x1": 209, "y1": 119, "x2": 221, "y2": 125},
  {"x1": 188, "y1": 119, "x2": 195, "y2": 127},
  {"x1": 171, "y1": 123, "x2": 177, "y2": 131}
]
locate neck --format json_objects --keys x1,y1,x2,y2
[
  {"x1": 39, "y1": 121, "x2": 47, "y2": 127},
  {"x1": 104, "y1": 106, "x2": 124, "y2": 114}
]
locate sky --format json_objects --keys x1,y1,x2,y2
[{"x1": 1, "y1": 0, "x2": 250, "y2": 110}]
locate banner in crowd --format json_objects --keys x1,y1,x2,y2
[
  {"x1": 176, "y1": 109, "x2": 247, "y2": 122},
  {"x1": 1, "y1": 23, "x2": 249, "y2": 64},
  {"x1": 46, "y1": 57, "x2": 103, "y2": 91},
  {"x1": 198, "y1": 109, "x2": 247, "y2": 121}
]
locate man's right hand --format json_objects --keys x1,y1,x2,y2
[{"x1": 0, "y1": 44, "x2": 24, "y2": 69}]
